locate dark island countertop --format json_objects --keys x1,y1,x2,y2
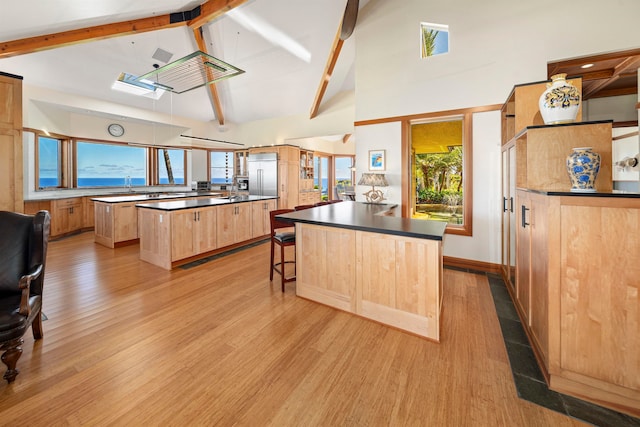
[
  {"x1": 91, "y1": 191, "x2": 225, "y2": 203},
  {"x1": 135, "y1": 195, "x2": 278, "y2": 211},
  {"x1": 276, "y1": 201, "x2": 447, "y2": 241},
  {"x1": 522, "y1": 188, "x2": 640, "y2": 198}
]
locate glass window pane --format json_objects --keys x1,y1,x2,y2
[
  {"x1": 335, "y1": 157, "x2": 353, "y2": 186},
  {"x1": 38, "y1": 136, "x2": 60, "y2": 188},
  {"x1": 210, "y1": 151, "x2": 234, "y2": 184},
  {"x1": 158, "y1": 149, "x2": 185, "y2": 184},
  {"x1": 421, "y1": 22, "x2": 449, "y2": 58},
  {"x1": 412, "y1": 119, "x2": 464, "y2": 226},
  {"x1": 77, "y1": 141, "x2": 146, "y2": 187}
]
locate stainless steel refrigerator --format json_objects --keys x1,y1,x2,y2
[{"x1": 248, "y1": 152, "x2": 278, "y2": 197}]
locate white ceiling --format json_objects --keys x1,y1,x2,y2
[{"x1": 0, "y1": 0, "x2": 359, "y2": 125}]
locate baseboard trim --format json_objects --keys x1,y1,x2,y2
[{"x1": 443, "y1": 256, "x2": 501, "y2": 274}]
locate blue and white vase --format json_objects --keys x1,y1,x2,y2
[
  {"x1": 566, "y1": 147, "x2": 600, "y2": 192},
  {"x1": 539, "y1": 73, "x2": 581, "y2": 125}
]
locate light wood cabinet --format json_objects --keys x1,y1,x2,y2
[
  {"x1": 515, "y1": 122, "x2": 612, "y2": 192},
  {"x1": 94, "y1": 200, "x2": 139, "y2": 248},
  {"x1": 251, "y1": 199, "x2": 277, "y2": 238},
  {"x1": 278, "y1": 161, "x2": 299, "y2": 209},
  {"x1": 113, "y1": 202, "x2": 138, "y2": 242},
  {"x1": 171, "y1": 207, "x2": 217, "y2": 261},
  {"x1": 51, "y1": 197, "x2": 83, "y2": 237},
  {"x1": 216, "y1": 202, "x2": 252, "y2": 248},
  {"x1": 140, "y1": 199, "x2": 275, "y2": 270},
  {"x1": 295, "y1": 223, "x2": 443, "y2": 341},
  {"x1": 83, "y1": 197, "x2": 95, "y2": 228},
  {"x1": 500, "y1": 142, "x2": 517, "y2": 292},
  {"x1": 502, "y1": 77, "x2": 640, "y2": 417},
  {"x1": 0, "y1": 72, "x2": 23, "y2": 212}
]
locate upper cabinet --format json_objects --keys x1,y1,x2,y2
[
  {"x1": 299, "y1": 149, "x2": 314, "y2": 191},
  {"x1": 0, "y1": 72, "x2": 24, "y2": 212},
  {"x1": 501, "y1": 78, "x2": 583, "y2": 145}
]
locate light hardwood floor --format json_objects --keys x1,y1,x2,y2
[{"x1": 0, "y1": 232, "x2": 585, "y2": 426}]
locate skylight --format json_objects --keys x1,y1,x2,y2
[{"x1": 111, "y1": 72, "x2": 166, "y2": 100}]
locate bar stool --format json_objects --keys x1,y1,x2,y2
[{"x1": 269, "y1": 209, "x2": 296, "y2": 292}]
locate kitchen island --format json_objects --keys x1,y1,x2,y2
[
  {"x1": 277, "y1": 201, "x2": 447, "y2": 341},
  {"x1": 92, "y1": 191, "x2": 224, "y2": 248},
  {"x1": 136, "y1": 195, "x2": 277, "y2": 270}
]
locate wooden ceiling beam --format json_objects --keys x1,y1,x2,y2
[
  {"x1": 309, "y1": 23, "x2": 344, "y2": 119},
  {"x1": 192, "y1": 27, "x2": 225, "y2": 125},
  {"x1": 583, "y1": 56, "x2": 640, "y2": 99},
  {"x1": 188, "y1": 0, "x2": 250, "y2": 29},
  {"x1": 0, "y1": 15, "x2": 182, "y2": 59}
]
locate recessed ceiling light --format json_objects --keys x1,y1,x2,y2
[{"x1": 581, "y1": 63, "x2": 594, "y2": 69}]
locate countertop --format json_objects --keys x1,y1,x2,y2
[
  {"x1": 91, "y1": 191, "x2": 224, "y2": 203},
  {"x1": 522, "y1": 188, "x2": 640, "y2": 198},
  {"x1": 276, "y1": 201, "x2": 447, "y2": 241},
  {"x1": 135, "y1": 195, "x2": 278, "y2": 211}
]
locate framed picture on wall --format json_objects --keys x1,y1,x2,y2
[{"x1": 368, "y1": 150, "x2": 385, "y2": 171}]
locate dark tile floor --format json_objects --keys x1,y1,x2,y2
[{"x1": 453, "y1": 266, "x2": 640, "y2": 427}]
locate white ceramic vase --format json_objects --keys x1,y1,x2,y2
[{"x1": 539, "y1": 73, "x2": 581, "y2": 125}]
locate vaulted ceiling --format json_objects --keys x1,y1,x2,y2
[{"x1": 0, "y1": 0, "x2": 362, "y2": 127}]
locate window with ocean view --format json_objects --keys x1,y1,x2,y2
[
  {"x1": 37, "y1": 136, "x2": 61, "y2": 188},
  {"x1": 76, "y1": 141, "x2": 147, "y2": 187}
]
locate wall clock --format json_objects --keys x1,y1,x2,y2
[{"x1": 108, "y1": 123, "x2": 125, "y2": 137}]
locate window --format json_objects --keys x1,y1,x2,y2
[
  {"x1": 210, "y1": 151, "x2": 235, "y2": 184},
  {"x1": 77, "y1": 141, "x2": 147, "y2": 187},
  {"x1": 420, "y1": 22, "x2": 449, "y2": 58},
  {"x1": 406, "y1": 111, "x2": 472, "y2": 236},
  {"x1": 157, "y1": 148, "x2": 185, "y2": 185},
  {"x1": 334, "y1": 156, "x2": 355, "y2": 186},
  {"x1": 314, "y1": 155, "x2": 330, "y2": 200},
  {"x1": 37, "y1": 136, "x2": 62, "y2": 189}
]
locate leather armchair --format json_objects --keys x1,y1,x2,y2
[{"x1": 0, "y1": 210, "x2": 50, "y2": 383}]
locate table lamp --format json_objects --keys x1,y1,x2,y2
[{"x1": 358, "y1": 173, "x2": 388, "y2": 203}]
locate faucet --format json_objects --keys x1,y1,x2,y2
[{"x1": 125, "y1": 176, "x2": 132, "y2": 191}]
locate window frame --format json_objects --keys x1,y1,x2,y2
[
  {"x1": 400, "y1": 109, "x2": 475, "y2": 237},
  {"x1": 35, "y1": 133, "x2": 65, "y2": 190}
]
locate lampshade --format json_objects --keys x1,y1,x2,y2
[
  {"x1": 358, "y1": 173, "x2": 388, "y2": 187},
  {"x1": 358, "y1": 173, "x2": 388, "y2": 203}
]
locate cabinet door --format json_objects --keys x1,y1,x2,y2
[
  {"x1": 172, "y1": 210, "x2": 197, "y2": 261},
  {"x1": 83, "y1": 197, "x2": 95, "y2": 228},
  {"x1": 528, "y1": 194, "x2": 549, "y2": 361},
  {"x1": 68, "y1": 202, "x2": 84, "y2": 232},
  {"x1": 516, "y1": 191, "x2": 531, "y2": 322},
  {"x1": 114, "y1": 203, "x2": 138, "y2": 242},
  {"x1": 251, "y1": 202, "x2": 266, "y2": 238},
  {"x1": 235, "y1": 203, "x2": 253, "y2": 243},
  {"x1": 195, "y1": 207, "x2": 217, "y2": 253},
  {"x1": 216, "y1": 204, "x2": 236, "y2": 248},
  {"x1": 94, "y1": 202, "x2": 113, "y2": 240}
]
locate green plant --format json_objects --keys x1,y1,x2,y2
[{"x1": 422, "y1": 28, "x2": 439, "y2": 57}]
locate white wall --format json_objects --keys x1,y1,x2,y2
[
  {"x1": 355, "y1": 0, "x2": 640, "y2": 121},
  {"x1": 352, "y1": 0, "x2": 640, "y2": 265},
  {"x1": 354, "y1": 122, "x2": 402, "y2": 203}
]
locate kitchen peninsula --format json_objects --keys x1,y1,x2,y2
[
  {"x1": 136, "y1": 195, "x2": 277, "y2": 270},
  {"x1": 278, "y1": 202, "x2": 447, "y2": 341}
]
